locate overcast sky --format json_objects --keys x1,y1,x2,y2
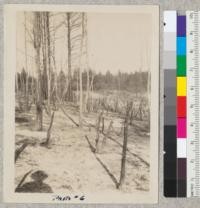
[{"x1": 16, "y1": 12, "x2": 152, "y2": 75}]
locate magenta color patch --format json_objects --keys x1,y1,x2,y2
[{"x1": 177, "y1": 118, "x2": 186, "y2": 138}]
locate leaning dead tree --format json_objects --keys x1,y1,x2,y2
[
  {"x1": 15, "y1": 143, "x2": 29, "y2": 162},
  {"x1": 41, "y1": 111, "x2": 55, "y2": 147},
  {"x1": 95, "y1": 111, "x2": 103, "y2": 153},
  {"x1": 118, "y1": 102, "x2": 131, "y2": 189},
  {"x1": 33, "y1": 12, "x2": 43, "y2": 130}
]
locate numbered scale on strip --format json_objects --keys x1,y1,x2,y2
[{"x1": 187, "y1": 11, "x2": 200, "y2": 197}]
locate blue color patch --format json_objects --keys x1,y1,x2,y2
[{"x1": 177, "y1": 37, "x2": 186, "y2": 55}]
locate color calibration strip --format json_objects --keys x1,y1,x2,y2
[
  {"x1": 177, "y1": 15, "x2": 187, "y2": 197},
  {"x1": 187, "y1": 11, "x2": 200, "y2": 197},
  {"x1": 164, "y1": 11, "x2": 200, "y2": 198},
  {"x1": 164, "y1": 10, "x2": 177, "y2": 197}
]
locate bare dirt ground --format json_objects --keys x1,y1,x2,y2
[{"x1": 15, "y1": 104, "x2": 150, "y2": 194}]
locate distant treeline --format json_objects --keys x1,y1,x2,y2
[
  {"x1": 92, "y1": 70, "x2": 149, "y2": 93},
  {"x1": 16, "y1": 68, "x2": 149, "y2": 98}
]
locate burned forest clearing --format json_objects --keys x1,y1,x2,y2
[
  {"x1": 14, "y1": 11, "x2": 151, "y2": 195},
  {"x1": 15, "y1": 91, "x2": 150, "y2": 194}
]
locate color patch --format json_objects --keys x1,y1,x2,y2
[
  {"x1": 177, "y1": 56, "x2": 186, "y2": 76},
  {"x1": 177, "y1": 16, "x2": 186, "y2": 36},
  {"x1": 177, "y1": 118, "x2": 186, "y2": 138},
  {"x1": 164, "y1": 11, "x2": 177, "y2": 32},
  {"x1": 164, "y1": 51, "x2": 177, "y2": 69},
  {"x1": 177, "y1": 37, "x2": 186, "y2": 55},
  {"x1": 177, "y1": 139, "x2": 187, "y2": 158},
  {"x1": 164, "y1": 32, "x2": 176, "y2": 51},
  {"x1": 177, "y1": 77, "x2": 186, "y2": 96},
  {"x1": 177, "y1": 96, "x2": 186, "y2": 117},
  {"x1": 177, "y1": 158, "x2": 187, "y2": 179}
]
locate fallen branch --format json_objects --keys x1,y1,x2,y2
[
  {"x1": 15, "y1": 170, "x2": 32, "y2": 191},
  {"x1": 15, "y1": 143, "x2": 29, "y2": 162},
  {"x1": 82, "y1": 120, "x2": 149, "y2": 167},
  {"x1": 102, "y1": 132, "x2": 149, "y2": 167},
  {"x1": 60, "y1": 105, "x2": 79, "y2": 127},
  {"x1": 85, "y1": 135, "x2": 96, "y2": 153},
  {"x1": 85, "y1": 135, "x2": 118, "y2": 188}
]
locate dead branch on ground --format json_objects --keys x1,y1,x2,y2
[{"x1": 15, "y1": 143, "x2": 29, "y2": 162}]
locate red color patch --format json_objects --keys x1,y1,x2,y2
[{"x1": 177, "y1": 96, "x2": 186, "y2": 117}]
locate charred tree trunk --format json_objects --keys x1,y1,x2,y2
[
  {"x1": 102, "y1": 120, "x2": 113, "y2": 149},
  {"x1": 41, "y1": 111, "x2": 55, "y2": 146},
  {"x1": 66, "y1": 13, "x2": 72, "y2": 102},
  {"x1": 147, "y1": 70, "x2": 150, "y2": 130},
  {"x1": 79, "y1": 13, "x2": 85, "y2": 127},
  {"x1": 46, "y1": 12, "x2": 51, "y2": 111},
  {"x1": 41, "y1": 13, "x2": 47, "y2": 100},
  {"x1": 76, "y1": 69, "x2": 79, "y2": 104},
  {"x1": 101, "y1": 116, "x2": 104, "y2": 133},
  {"x1": 90, "y1": 73, "x2": 94, "y2": 112},
  {"x1": 118, "y1": 103, "x2": 130, "y2": 189},
  {"x1": 95, "y1": 111, "x2": 103, "y2": 153},
  {"x1": 36, "y1": 64, "x2": 43, "y2": 131},
  {"x1": 24, "y1": 12, "x2": 29, "y2": 111},
  {"x1": 15, "y1": 74, "x2": 19, "y2": 95},
  {"x1": 84, "y1": 15, "x2": 90, "y2": 112},
  {"x1": 33, "y1": 13, "x2": 43, "y2": 131},
  {"x1": 51, "y1": 23, "x2": 57, "y2": 109}
]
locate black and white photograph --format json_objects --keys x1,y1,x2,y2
[{"x1": 4, "y1": 4, "x2": 159, "y2": 203}]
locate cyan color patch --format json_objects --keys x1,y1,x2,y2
[{"x1": 177, "y1": 37, "x2": 186, "y2": 55}]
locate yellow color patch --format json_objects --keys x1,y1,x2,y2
[{"x1": 177, "y1": 77, "x2": 186, "y2": 96}]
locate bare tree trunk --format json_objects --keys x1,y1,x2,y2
[
  {"x1": 118, "y1": 103, "x2": 130, "y2": 189},
  {"x1": 36, "y1": 48, "x2": 43, "y2": 131},
  {"x1": 79, "y1": 68, "x2": 83, "y2": 127},
  {"x1": 79, "y1": 13, "x2": 85, "y2": 127},
  {"x1": 34, "y1": 13, "x2": 43, "y2": 131},
  {"x1": 90, "y1": 73, "x2": 94, "y2": 111},
  {"x1": 147, "y1": 70, "x2": 150, "y2": 129},
  {"x1": 102, "y1": 120, "x2": 113, "y2": 149},
  {"x1": 95, "y1": 111, "x2": 103, "y2": 153},
  {"x1": 67, "y1": 13, "x2": 72, "y2": 102},
  {"x1": 84, "y1": 14, "x2": 90, "y2": 112},
  {"x1": 41, "y1": 111, "x2": 55, "y2": 146},
  {"x1": 46, "y1": 12, "x2": 51, "y2": 111},
  {"x1": 51, "y1": 22, "x2": 57, "y2": 108},
  {"x1": 31, "y1": 72, "x2": 35, "y2": 101},
  {"x1": 86, "y1": 67, "x2": 90, "y2": 112},
  {"x1": 15, "y1": 74, "x2": 19, "y2": 95},
  {"x1": 101, "y1": 116, "x2": 104, "y2": 133},
  {"x1": 41, "y1": 14, "x2": 47, "y2": 100},
  {"x1": 76, "y1": 69, "x2": 79, "y2": 104},
  {"x1": 24, "y1": 12, "x2": 29, "y2": 110}
]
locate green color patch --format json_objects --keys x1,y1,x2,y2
[{"x1": 177, "y1": 56, "x2": 186, "y2": 76}]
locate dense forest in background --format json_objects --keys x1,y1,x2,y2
[{"x1": 16, "y1": 69, "x2": 149, "y2": 98}]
